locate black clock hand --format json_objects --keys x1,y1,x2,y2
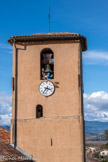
[
  {"x1": 43, "y1": 87, "x2": 47, "y2": 94},
  {"x1": 43, "y1": 87, "x2": 51, "y2": 94},
  {"x1": 46, "y1": 86, "x2": 52, "y2": 90}
]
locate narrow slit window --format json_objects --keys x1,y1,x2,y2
[
  {"x1": 40, "y1": 48, "x2": 54, "y2": 80},
  {"x1": 36, "y1": 105, "x2": 43, "y2": 118},
  {"x1": 51, "y1": 138, "x2": 53, "y2": 146}
]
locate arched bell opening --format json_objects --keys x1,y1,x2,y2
[{"x1": 40, "y1": 48, "x2": 54, "y2": 80}]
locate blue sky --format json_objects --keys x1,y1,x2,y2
[{"x1": 0, "y1": 0, "x2": 108, "y2": 124}]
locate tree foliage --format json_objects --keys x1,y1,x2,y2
[
  {"x1": 105, "y1": 129, "x2": 108, "y2": 141},
  {"x1": 93, "y1": 152, "x2": 100, "y2": 158}
]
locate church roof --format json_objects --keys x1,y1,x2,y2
[
  {"x1": 8, "y1": 32, "x2": 87, "y2": 51},
  {"x1": 0, "y1": 126, "x2": 33, "y2": 161}
]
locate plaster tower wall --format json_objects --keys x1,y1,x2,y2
[{"x1": 8, "y1": 33, "x2": 87, "y2": 162}]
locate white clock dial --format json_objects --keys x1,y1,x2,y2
[{"x1": 39, "y1": 81, "x2": 55, "y2": 97}]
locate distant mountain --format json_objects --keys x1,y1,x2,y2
[{"x1": 85, "y1": 121, "x2": 108, "y2": 134}]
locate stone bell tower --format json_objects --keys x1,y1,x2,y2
[{"x1": 8, "y1": 33, "x2": 87, "y2": 162}]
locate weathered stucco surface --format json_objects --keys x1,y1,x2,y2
[{"x1": 11, "y1": 40, "x2": 84, "y2": 162}]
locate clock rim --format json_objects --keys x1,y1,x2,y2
[{"x1": 39, "y1": 80, "x2": 55, "y2": 97}]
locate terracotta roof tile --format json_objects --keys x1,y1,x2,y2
[
  {"x1": 8, "y1": 32, "x2": 87, "y2": 51},
  {"x1": 0, "y1": 126, "x2": 32, "y2": 161}
]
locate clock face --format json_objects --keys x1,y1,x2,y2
[{"x1": 39, "y1": 81, "x2": 55, "y2": 97}]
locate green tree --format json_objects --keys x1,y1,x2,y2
[
  {"x1": 105, "y1": 130, "x2": 108, "y2": 141},
  {"x1": 93, "y1": 152, "x2": 100, "y2": 158}
]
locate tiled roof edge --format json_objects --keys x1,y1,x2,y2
[
  {"x1": 10, "y1": 144, "x2": 35, "y2": 161},
  {"x1": 8, "y1": 32, "x2": 87, "y2": 51}
]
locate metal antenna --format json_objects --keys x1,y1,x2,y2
[{"x1": 48, "y1": 6, "x2": 50, "y2": 32}]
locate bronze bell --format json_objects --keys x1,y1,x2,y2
[
  {"x1": 44, "y1": 64, "x2": 52, "y2": 73},
  {"x1": 49, "y1": 73, "x2": 54, "y2": 79}
]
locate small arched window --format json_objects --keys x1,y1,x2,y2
[
  {"x1": 40, "y1": 48, "x2": 54, "y2": 80},
  {"x1": 36, "y1": 105, "x2": 43, "y2": 118}
]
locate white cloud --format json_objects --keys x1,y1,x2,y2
[
  {"x1": 83, "y1": 93, "x2": 89, "y2": 103},
  {"x1": 0, "y1": 114, "x2": 12, "y2": 125},
  {"x1": 84, "y1": 91, "x2": 108, "y2": 121},
  {"x1": 83, "y1": 51, "x2": 108, "y2": 65},
  {"x1": 0, "y1": 43, "x2": 12, "y2": 50},
  {"x1": 83, "y1": 51, "x2": 108, "y2": 60},
  {"x1": 0, "y1": 92, "x2": 12, "y2": 126},
  {"x1": 0, "y1": 91, "x2": 6, "y2": 96},
  {"x1": 0, "y1": 96, "x2": 12, "y2": 107}
]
